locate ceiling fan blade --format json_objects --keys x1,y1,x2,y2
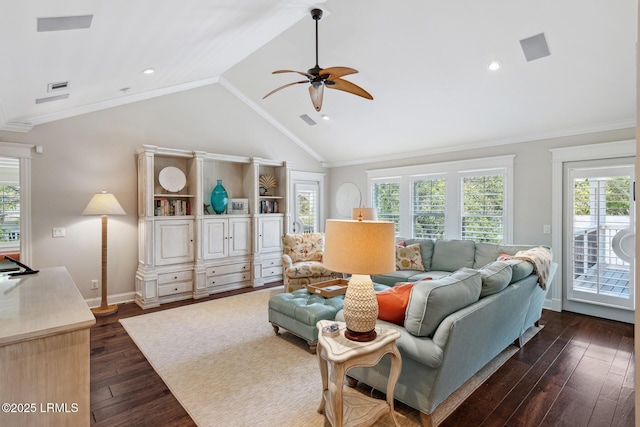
[
  {"x1": 326, "y1": 78, "x2": 373, "y2": 100},
  {"x1": 309, "y1": 84, "x2": 324, "y2": 111},
  {"x1": 272, "y1": 69, "x2": 315, "y2": 79},
  {"x1": 320, "y1": 66, "x2": 358, "y2": 80},
  {"x1": 263, "y1": 80, "x2": 308, "y2": 99}
]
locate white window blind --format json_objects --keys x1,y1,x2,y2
[
  {"x1": 460, "y1": 173, "x2": 504, "y2": 243},
  {"x1": 412, "y1": 177, "x2": 445, "y2": 239}
]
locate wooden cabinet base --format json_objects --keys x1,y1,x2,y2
[{"x1": 0, "y1": 328, "x2": 91, "y2": 426}]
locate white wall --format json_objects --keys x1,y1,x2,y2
[
  {"x1": 328, "y1": 128, "x2": 636, "y2": 246},
  {"x1": 0, "y1": 83, "x2": 326, "y2": 301}
]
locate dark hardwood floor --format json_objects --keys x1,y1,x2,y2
[{"x1": 90, "y1": 283, "x2": 635, "y2": 426}]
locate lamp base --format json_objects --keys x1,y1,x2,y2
[
  {"x1": 345, "y1": 328, "x2": 377, "y2": 342},
  {"x1": 343, "y1": 274, "x2": 379, "y2": 342},
  {"x1": 91, "y1": 304, "x2": 119, "y2": 317}
]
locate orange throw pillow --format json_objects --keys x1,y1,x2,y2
[{"x1": 376, "y1": 283, "x2": 415, "y2": 326}]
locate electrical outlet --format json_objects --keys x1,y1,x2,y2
[
  {"x1": 91, "y1": 279, "x2": 99, "y2": 290},
  {"x1": 543, "y1": 224, "x2": 551, "y2": 234}
]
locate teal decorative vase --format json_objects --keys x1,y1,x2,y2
[{"x1": 210, "y1": 180, "x2": 228, "y2": 214}]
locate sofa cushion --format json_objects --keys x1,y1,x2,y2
[
  {"x1": 479, "y1": 261, "x2": 513, "y2": 297},
  {"x1": 372, "y1": 270, "x2": 419, "y2": 286},
  {"x1": 376, "y1": 282, "x2": 415, "y2": 325},
  {"x1": 404, "y1": 268, "x2": 482, "y2": 337},
  {"x1": 474, "y1": 242, "x2": 548, "y2": 269},
  {"x1": 430, "y1": 239, "x2": 476, "y2": 272},
  {"x1": 407, "y1": 271, "x2": 452, "y2": 281},
  {"x1": 284, "y1": 261, "x2": 336, "y2": 279},
  {"x1": 396, "y1": 243, "x2": 425, "y2": 271},
  {"x1": 500, "y1": 258, "x2": 534, "y2": 283}
]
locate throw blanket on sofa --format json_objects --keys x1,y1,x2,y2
[{"x1": 510, "y1": 247, "x2": 552, "y2": 290}]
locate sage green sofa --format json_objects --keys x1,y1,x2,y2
[{"x1": 336, "y1": 238, "x2": 557, "y2": 425}]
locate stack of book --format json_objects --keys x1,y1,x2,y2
[
  {"x1": 259, "y1": 200, "x2": 279, "y2": 214},
  {"x1": 154, "y1": 198, "x2": 191, "y2": 216}
]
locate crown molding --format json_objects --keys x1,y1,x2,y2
[
  {"x1": 1, "y1": 77, "x2": 220, "y2": 132},
  {"x1": 218, "y1": 76, "x2": 326, "y2": 164}
]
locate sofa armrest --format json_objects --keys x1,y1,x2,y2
[{"x1": 282, "y1": 254, "x2": 293, "y2": 270}]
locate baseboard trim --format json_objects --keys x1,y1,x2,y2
[
  {"x1": 86, "y1": 291, "x2": 135, "y2": 309},
  {"x1": 544, "y1": 298, "x2": 562, "y2": 312}
]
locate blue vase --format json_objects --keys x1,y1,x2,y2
[{"x1": 210, "y1": 180, "x2": 228, "y2": 214}]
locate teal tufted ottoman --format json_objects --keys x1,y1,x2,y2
[{"x1": 268, "y1": 288, "x2": 344, "y2": 353}]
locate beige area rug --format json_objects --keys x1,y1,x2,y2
[{"x1": 120, "y1": 287, "x2": 540, "y2": 427}]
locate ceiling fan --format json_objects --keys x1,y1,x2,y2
[{"x1": 263, "y1": 8, "x2": 373, "y2": 112}]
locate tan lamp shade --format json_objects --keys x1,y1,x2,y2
[
  {"x1": 82, "y1": 191, "x2": 126, "y2": 216},
  {"x1": 323, "y1": 219, "x2": 395, "y2": 275},
  {"x1": 351, "y1": 207, "x2": 378, "y2": 221}
]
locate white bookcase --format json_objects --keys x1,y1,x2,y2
[{"x1": 135, "y1": 145, "x2": 290, "y2": 308}]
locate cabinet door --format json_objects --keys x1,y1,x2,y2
[
  {"x1": 258, "y1": 217, "x2": 283, "y2": 253},
  {"x1": 154, "y1": 220, "x2": 194, "y2": 265},
  {"x1": 229, "y1": 217, "x2": 251, "y2": 256},
  {"x1": 203, "y1": 218, "x2": 228, "y2": 260}
]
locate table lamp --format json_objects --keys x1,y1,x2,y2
[
  {"x1": 323, "y1": 218, "x2": 395, "y2": 341},
  {"x1": 82, "y1": 191, "x2": 126, "y2": 316}
]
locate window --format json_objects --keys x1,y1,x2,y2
[
  {"x1": 461, "y1": 173, "x2": 504, "y2": 242},
  {"x1": 412, "y1": 176, "x2": 445, "y2": 239},
  {"x1": 372, "y1": 179, "x2": 400, "y2": 234},
  {"x1": 367, "y1": 155, "x2": 513, "y2": 242}
]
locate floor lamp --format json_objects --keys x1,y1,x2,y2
[{"x1": 83, "y1": 191, "x2": 126, "y2": 317}]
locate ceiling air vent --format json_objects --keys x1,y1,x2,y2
[
  {"x1": 47, "y1": 81, "x2": 70, "y2": 92},
  {"x1": 299, "y1": 114, "x2": 317, "y2": 126},
  {"x1": 519, "y1": 33, "x2": 550, "y2": 62},
  {"x1": 37, "y1": 15, "x2": 93, "y2": 32},
  {"x1": 35, "y1": 94, "x2": 69, "y2": 104}
]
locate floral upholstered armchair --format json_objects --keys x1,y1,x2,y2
[{"x1": 282, "y1": 233, "x2": 340, "y2": 292}]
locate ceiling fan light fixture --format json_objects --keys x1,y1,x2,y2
[{"x1": 263, "y1": 8, "x2": 373, "y2": 112}]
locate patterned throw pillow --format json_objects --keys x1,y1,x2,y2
[{"x1": 396, "y1": 243, "x2": 425, "y2": 271}]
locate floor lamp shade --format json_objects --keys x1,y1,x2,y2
[
  {"x1": 323, "y1": 219, "x2": 395, "y2": 341},
  {"x1": 83, "y1": 191, "x2": 125, "y2": 316}
]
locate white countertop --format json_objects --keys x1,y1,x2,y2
[{"x1": 0, "y1": 266, "x2": 96, "y2": 346}]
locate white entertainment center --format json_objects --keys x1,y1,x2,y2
[{"x1": 135, "y1": 145, "x2": 290, "y2": 308}]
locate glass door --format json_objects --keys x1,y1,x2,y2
[
  {"x1": 566, "y1": 161, "x2": 634, "y2": 311},
  {"x1": 293, "y1": 181, "x2": 319, "y2": 233}
]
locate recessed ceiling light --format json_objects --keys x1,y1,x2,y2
[
  {"x1": 142, "y1": 68, "x2": 155, "y2": 75},
  {"x1": 321, "y1": 114, "x2": 331, "y2": 121},
  {"x1": 487, "y1": 60, "x2": 502, "y2": 71}
]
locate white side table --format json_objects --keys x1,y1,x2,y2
[{"x1": 316, "y1": 320, "x2": 402, "y2": 427}]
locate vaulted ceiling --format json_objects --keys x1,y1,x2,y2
[{"x1": 1, "y1": 1, "x2": 636, "y2": 167}]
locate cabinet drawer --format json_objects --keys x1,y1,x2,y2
[
  {"x1": 262, "y1": 266, "x2": 283, "y2": 278},
  {"x1": 158, "y1": 281, "x2": 192, "y2": 297},
  {"x1": 209, "y1": 272, "x2": 250, "y2": 287},
  {"x1": 262, "y1": 257, "x2": 283, "y2": 268},
  {"x1": 207, "y1": 262, "x2": 250, "y2": 276},
  {"x1": 158, "y1": 271, "x2": 193, "y2": 285}
]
